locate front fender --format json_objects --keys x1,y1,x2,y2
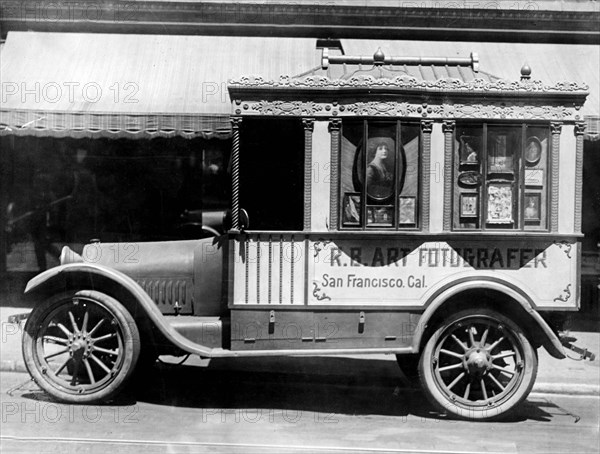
[
  {"x1": 412, "y1": 277, "x2": 566, "y2": 359},
  {"x1": 25, "y1": 263, "x2": 221, "y2": 358}
]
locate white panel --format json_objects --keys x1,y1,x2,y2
[
  {"x1": 429, "y1": 122, "x2": 445, "y2": 233},
  {"x1": 280, "y1": 238, "x2": 293, "y2": 304},
  {"x1": 271, "y1": 238, "x2": 283, "y2": 304},
  {"x1": 246, "y1": 238, "x2": 258, "y2": 304},
  {"x1": 232, "y1": 241, "x2": 246, "y2": 305},
  {"x1": 559, "y1": 125, "x2": 576, "y2": 234},
  {"x1": 311, "y1": 121, "x2": 331, "y2": 231}
]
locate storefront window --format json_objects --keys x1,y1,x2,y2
[
  {"x1": 340, "y1": 120, "x2": 420, "y2": 229},
  {"x1": 453, "y1": 123, "x2": 550, "y2": 231},
  {"x1": 2, "y1": 136, "x2": 230, "y2": 271}
]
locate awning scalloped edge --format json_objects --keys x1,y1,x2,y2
[{"x1": 0, "y1": 110, "x2": 233, "y2": 140}]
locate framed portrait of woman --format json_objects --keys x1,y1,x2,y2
[
  {"x1": 353, "y1": 132, "x2": 403, "y2": 203},
  {"x1": 524, "y1": 193, "x2": 541, "y2": 222}
]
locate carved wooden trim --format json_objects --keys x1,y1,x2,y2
[
  {"x1": 550, "y1": 122, "x2": 562, "y2": 233},
  {"x1": 230, "y1": 75, "x2": 589, "y2": 94},
  {"x1": 230, "y1": 117, "x2": 243, "y2": 231},
  {"x1": 232, "y1": 99, "x2": 583, "y2": 121},
  {"x1": 328, "y1": 118, "x2": 342, "y2": 230},
  {"x1": 420, "y1": 120, "x2": 434, "y2": 232},
  {"x1": 442, "y1": 120, "x2": 455, "y2": 231},
  {"x1": 302, "y1": 118, "x2": 315, "y2": 231},
  {"x1": 574, "y1": 121, "x2": 586, "y2": 233}
]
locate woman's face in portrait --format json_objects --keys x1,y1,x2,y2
[{"x1": 375, "y1": 144, "x2": 388, "y2": 160}]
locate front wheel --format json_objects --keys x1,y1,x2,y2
[
  {"x1": 419, "y1": 309, "x2": 537, "y2": 421},
  {"x1": 23, "y1": 290, "x2": 140, "y2": 403}
]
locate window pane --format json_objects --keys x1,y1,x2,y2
[
  {"x1": 454, "y1": 125, "x2": 483, "y2": 230},
  {"x1": 399, "y1": 124, "x2": 419, "y2": 226},
  {"x1": 523, "y1": 126, "x2": 549, "y2": 230},
  {"x1": 485, "y1": 126, "x2": 520, "y2": 229},
  {"x1": 340, "y1": 120, "x2": 363, "y2": 227}
]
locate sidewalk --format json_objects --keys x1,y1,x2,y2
[{"x1": 1, "y1": 306, "x2": 599, "y2": 396}]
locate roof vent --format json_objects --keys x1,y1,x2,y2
[{"x1": 321, "y1": 46, "x2": 479, "y2": 72}]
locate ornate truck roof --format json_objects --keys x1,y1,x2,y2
[{"x1": 228, "y1": 47, "x2": 589, "y2": 123}]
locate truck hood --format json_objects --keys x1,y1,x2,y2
[
  {"x1": 75, "y1": 240, "x2": 198, "y2": 278},
  {"x1": 61, "y1": 238, "x2": 225, "y2": 315}
]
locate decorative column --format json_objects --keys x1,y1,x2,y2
[
  {"x1": 230, "y1": 116, "x2": 243, "y2": 231},
  {"x1": 328, "y1": 118, "x2": 342, "y2": 231},
  {"x1": 420, "y1": 120, "x2": 433, "y2": 232},
  {"x1": 550, "y1": 122, "x2": 562, "y2": 233},
  {"x1": 442, "y1": 120, "x2": 455, "y2": 231},
  {"x1": 574, "y1": 121, "x2": 586, "y2": 234},
  {"x1": 302, "y1": 118, "x2": 315, "y2": 231}
]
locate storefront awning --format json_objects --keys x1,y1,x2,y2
[
  {"x1": 1, "y1": 33, "x2": 598, "y2": 140},
  {"x1": 0, "y1": 32, "x2": 319, "y2": 139}
]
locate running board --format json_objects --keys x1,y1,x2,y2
[{"x1": 164, "y1": 316, "x2": 416, "y2": 358}]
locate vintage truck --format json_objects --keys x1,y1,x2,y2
[{"x1": 20, "y1": 47, "x2": 595, "y2": 421}]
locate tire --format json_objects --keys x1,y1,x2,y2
[
  {"x1": 418, "y1": 308, "x2": 537, "y2": 421},
  {"x1": 23, "y1": 290, "x2": 141, "y2": 404}
]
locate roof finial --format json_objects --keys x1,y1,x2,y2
[
  {"x1": 520, "y1": 63, "x2": 532, "y2": 81},
  {"x1": 373, "y1": 48, "x2": 385, "y2": 66}
]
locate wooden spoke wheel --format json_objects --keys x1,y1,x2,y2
[
  {"x1": 23, "y1": 290, "x2": 140, "y2": 403},
  {"x1": 419, "y1": 309, "x2": 537, "y2": 421}
]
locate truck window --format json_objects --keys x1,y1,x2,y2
[
  {"x1": 340, "y1": 120, "x2": 420, "y2": 229},
  {"x1": 239, "y1": 118, "x2": 304, "y2": 231},
  {"x1": 453, "y1": 123, "x2": 550, "y2": 231}
]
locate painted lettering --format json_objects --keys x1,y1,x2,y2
[
  {"x1": 350, "y1": 248, "x2": 362, "y2": 266},
  {"x1": 371, "y1": 247, "x2": 385, "y2": 267},
  {"x1": 477, "y1": 248, "x2": 489, "y2": 268},
  {"x1": 534, "y1": 249, "x2": 547, "y2": 268}
]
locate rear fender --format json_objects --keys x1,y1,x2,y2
[
  {"x1": 25, "y1": 263, "x2": 217, "y2": 357},
  {"x1": 413, "y1": 278, "x2": 566, "y2": 359}
]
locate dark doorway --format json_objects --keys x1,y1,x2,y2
[{"x1": 239, "y1": 118, "x2": 305, "y2": 231}]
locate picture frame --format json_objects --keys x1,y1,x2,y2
[
  {"x1": 367, "y1": 205, "x2": 394, "y2": 225},
  {"x1": 525, "y1": 169, "x2": 544, "y2": 187},
  {"x1": 524, "y1": 193, "x2": 541, "y2": 222},
  {"x1": 459, "y1": 135, "x2": 481, "y2": 165},
  {"x1": 525, "y1": 136, "x2": 542, "y2": 166},
  {"x1": 459, "y1": 193, "x2": 479, "y2": 218},
  {"x1": 342, "y1": 192, "x2": 361, "y2": 226},
  {"x1": 398, "y1": 196, "x2": 417, "y2": 225},
  {"x1": 487, "y1": 183, "x2": 514, "y2": 224}
]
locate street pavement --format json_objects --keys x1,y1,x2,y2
[{"x1": 1, "y1": 368, "x2": 599, "y2": 453}]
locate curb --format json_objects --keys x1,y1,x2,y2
[
  {"x1": 531, "y1": 383, "x2": 600, "y2": 396},
  {"x1": 0, "y1": 360, "x2": 28, "y2": 374},
  {"x1": 1, "y1": 360, "x2": 598, "y2": 397}
]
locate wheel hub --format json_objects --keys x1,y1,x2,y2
[
  {"x1": 71, "y1": 338, "x2": 88, "y2": 360},
  {"x1": 464, "y1": 348, "x2": 491, "y2": 376}
]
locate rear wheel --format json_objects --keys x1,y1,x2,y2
[
  {"x1": 418, "y1": 308, "x2": 537, "y2": 421},
  {"x1": 23, "y1": 290, "x2": 140, "y2": 403}
]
